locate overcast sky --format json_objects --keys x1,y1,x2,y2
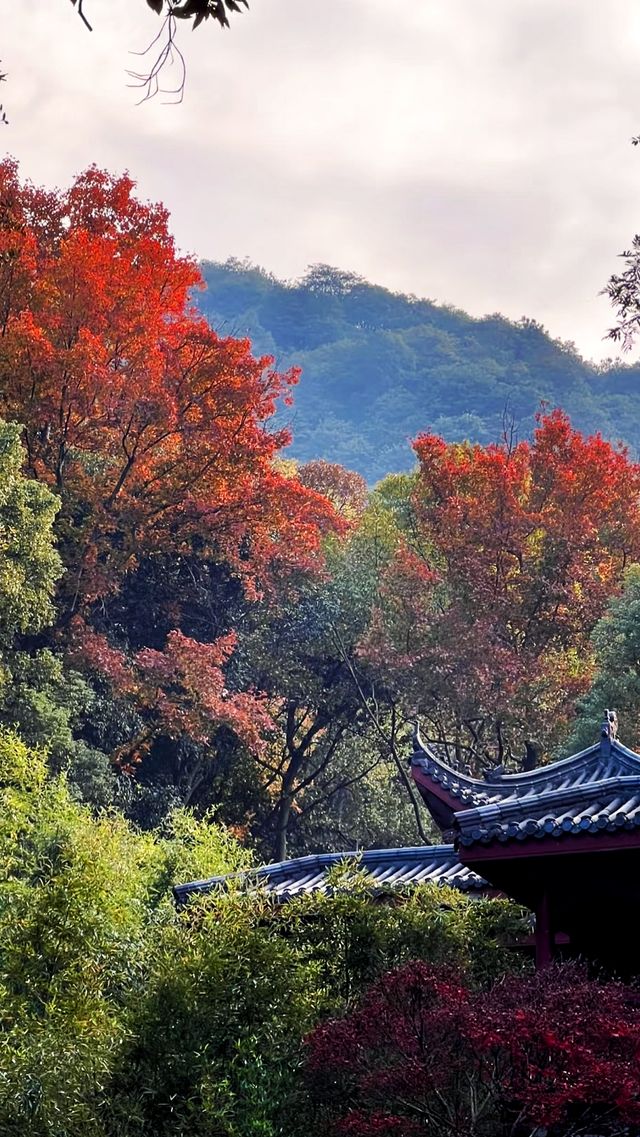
[{"x1": 5, "y1": 0, "x2": 640, "y2": 361}]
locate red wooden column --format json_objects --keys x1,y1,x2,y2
[{"x1": 535, "y1": 890, "x2": 554, "y2": 969}]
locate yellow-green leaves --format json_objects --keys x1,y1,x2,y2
[{"x1": 0, "y1": 421, "x2": 61, "y2": 645}]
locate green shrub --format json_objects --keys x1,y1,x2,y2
[{"x1": 0, "y1": 728, "x2": 527, "y2": 1136}]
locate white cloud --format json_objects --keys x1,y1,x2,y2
[{"x1": 4, "y1": 0, "x2": 640, "y2": 360}]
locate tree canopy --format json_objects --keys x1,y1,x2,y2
[
  {"x1": 362, "y1": 410, "x2": 640, "y2": 768},
  {"x1": 1, "y1": 148, "x2": 640, "y2": 1134}
]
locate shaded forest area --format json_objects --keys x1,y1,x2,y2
[{"x1": 199, "y1": 259, "x2": 640, "y2": 483}]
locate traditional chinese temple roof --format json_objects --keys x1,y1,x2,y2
[
  {"x1": 174, "y1": 844, "x2": 487, "y2": 906},
  {"x1": 411, "y1": 714, "x2": 640, "y2": 850},
  {"x1": 411, "y1": 713, "x2": 640, "y2": 970}
]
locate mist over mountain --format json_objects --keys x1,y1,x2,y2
[{"x1": 197, "y1": 259, "x2": 640, "y2": 483}]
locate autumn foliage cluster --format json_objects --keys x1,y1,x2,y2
[
  {"x1": 0, "y1": 157, "x2": 340, "y2": 598},
  {"x1": 365, "y1": 412, "x2": 640, "y2": 765},
  {"x1": 0, "y1": 158, "x2": 341, "y2": 799},
  {"x1": 306, "y1": 962, "x2": 640, "y2": 1137},
  {"x1": 4, "y1": 158, "x2": 640, "y2": 1135},
  {"x1": 2, "y1": 156, "x2": 640, "y2": 845}
]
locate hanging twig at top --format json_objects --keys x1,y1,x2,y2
[{"x1": 69, "y1": 0, "x2": 249, "y2": 103}]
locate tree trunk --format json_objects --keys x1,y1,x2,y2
[{"x1": 273, "y1": 792, "x2": 293, "y2": 862}]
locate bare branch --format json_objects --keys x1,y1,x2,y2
[
  {"x1": 0, "y1": 60, "x2": 8, "y2": 125},
  {"x1": 70, "y1": 0, "x2": 93, "y2": 31},
  {"x1": 68, "y1": 0, "x2": 249, "y2": 102},
  {"x1": 127, "y1": 13, "x2": 187, "y2": 105},
  {"x1": 331, "y1": 624, "x2": 432, "y2": 844}
]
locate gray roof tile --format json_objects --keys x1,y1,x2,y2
[{"x1": 174, "y1": 845, "x2": 487, "y2": 905}]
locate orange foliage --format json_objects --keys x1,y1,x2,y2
[
  {"x1": 135, "y1": 630, "x2": 272, "y2": 753},
  {"x1": 298, "y1": 459, "x2": 368, "y2": 519},
  {"x1": 363, "y1": 411, "x2": 640, "y2": 760},
  {"x1": 0, "y1": 159, "x2": 338, "y2": 605},
  {"x1": 68, "y1": 617, "x2": 272, "y2": 755}
]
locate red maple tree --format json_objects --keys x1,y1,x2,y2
[
  {"x1": 0, "y1": 159, "x2": 338, "y2": 606},
  {"x1": 362, "y1": 411, "x2": 640, "y2": 766},
  {"x1": 298, "y1": 460, "x2": 369, "y2": 519},
  {"x1": 0, "y1": 159, "x2": 340, "y2": 760}
]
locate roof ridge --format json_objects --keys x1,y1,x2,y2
[
  {"x1": 413, "y1": 732, "x2": 640, "y2": 796},
  {"x1": 248, "y1": 845, "x2": 462, "y2": 878}
]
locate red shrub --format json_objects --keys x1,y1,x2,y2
[{"x1": 305, "y1": 962, "x2": 640, "y2": 1136}]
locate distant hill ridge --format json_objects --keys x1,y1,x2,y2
[{"x1": 196, "y1": 259, "x2": 640, "y2": 483}]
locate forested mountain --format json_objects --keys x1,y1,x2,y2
[{"x1": 199, "y1": 259, "x2": 640, "y2": 483}]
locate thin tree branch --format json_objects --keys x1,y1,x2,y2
[{"x1": 331, "y1": 625, "x2": 432, "y2": 844}]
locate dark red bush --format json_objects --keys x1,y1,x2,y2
[{"x1": 305, "y1": 962, "x2": 640, "y2": 1136}]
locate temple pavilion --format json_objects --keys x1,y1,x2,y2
[
  {"x1": 176, "y1": 711, "x2": 640, "y2": 971},
  {"x1": 412, "y1": 711, "x2": 640, "y2": 971}
]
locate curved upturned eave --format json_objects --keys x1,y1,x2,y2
[
  {"x1": 412, "y1": 730, "x2": 640, "y2": 807},
  {"x1": 410, "y1": 727, "x2": 506, "y2": 814}
]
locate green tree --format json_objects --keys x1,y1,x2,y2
[
  {"x1": 112, "y1": 882, "x2": 525, "y2": 1137},
  {"x1": 0, "y1": 420, "x2": 60, "y2": 644},
  {"x1": 231, "y1": 479, "x2": 426, "y2": 860},
  {"x1": 288, "y1": 735, "x2": 424, "y2": 856},
  {"x1": 0, "y1": 420, "x2": 118, "y2": 802},
  {"x1": 0, "y1": 720, "x2": 526, "y2": 1136},
  {"x1": 566, "y1": 563, "x2": 640, "y2": 753}
]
